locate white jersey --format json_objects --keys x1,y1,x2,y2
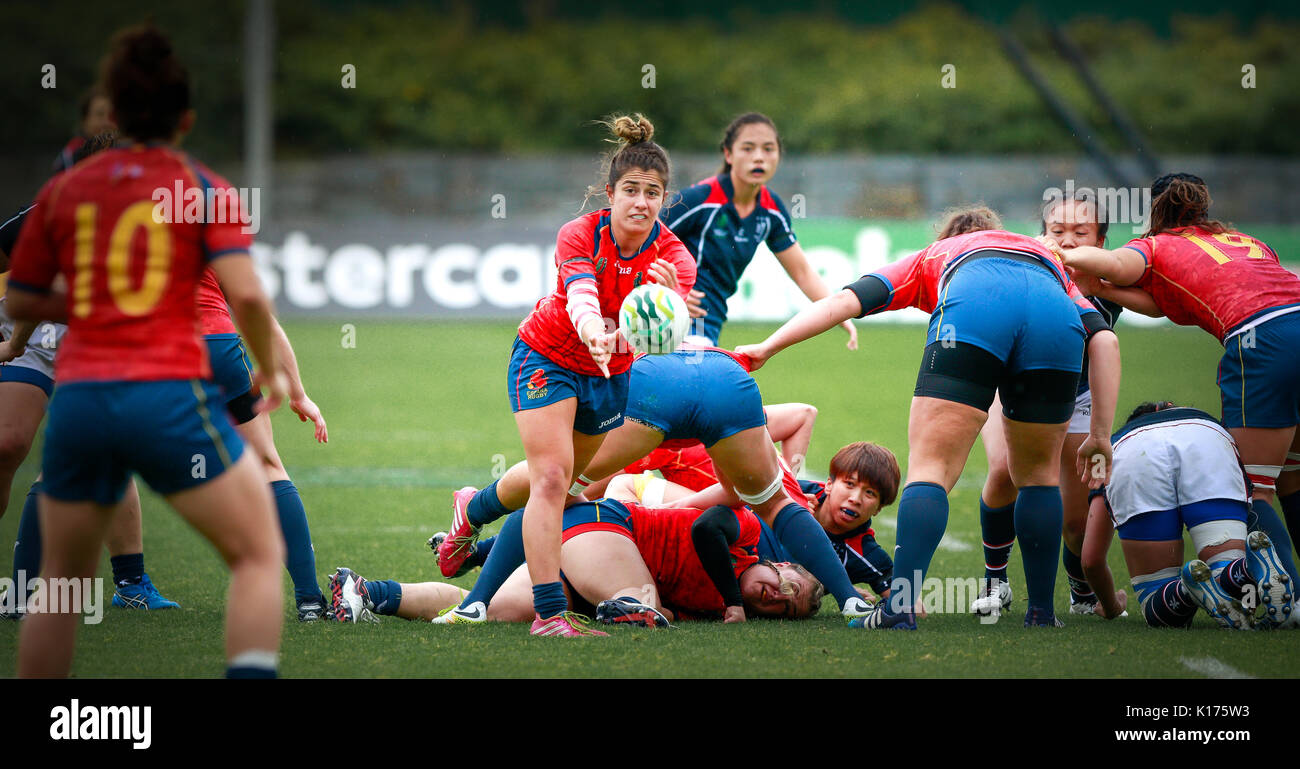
[
  {"x1": 0, "y1": 273, "x2": 64, "y2": 382},
  {"x1": 1106, "y1": 411, "x2": 1249, "y2": 528}
]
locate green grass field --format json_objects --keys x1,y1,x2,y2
[{"x1": 2, "y1": 319, "x2": 1296, "y2": 678}]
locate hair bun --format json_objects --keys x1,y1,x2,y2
[{"x1": 611, "y1": 114, "x2": 654, "y2": 144}]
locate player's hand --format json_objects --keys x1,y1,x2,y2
[
  {"x1": 723, "y1": 605, "x2": 746, "y2": 624},
  {"x1": 734, "y1": 342, "x2": 771, "y2": 371},
  {"x1": 290, "y1": 394, "x2": 329, "y2": 443},
  {"x1": 0, "y1": 338, "x2": 18, "y2": 364},
  {"x1": 686, "y1": 289, "x2": 707, "y2": 318},
  {"x1": 1095, "y1": 589, "x2": 1128, "y2": 619},
  {"x1": 1037, "y1": 234, "x2": 1067, "y2": 261},
  {"x1": 647, "y1": 258, "x2": 678, "y2": 291},
  {"x1": 1077, "y1": 433, "x2": 1113, "y2": 489},
  {"x1": 841, "y1": 319, "x2": 859, "y2": 350},
  {"x1": 253, "y1": 370, "x2": 290, "y2": 415},
  {"x1": 583, "y1": 323, "x2": 618, "y2": 379}
]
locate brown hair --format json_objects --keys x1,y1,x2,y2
[
  {"x1": 718, "y1": 112, "x2": 782, "y2": 175},
  {"x1": 759, "y1": 560, "x2": 824, "y2": 618},
  {"x1": 936, "y1": 205, "x2": 1002, "y2": 240},
  {"x1": 828, "y1": 442, "x2": 901, "y2": 508},
  {"x1": 100, "y1": 25, "x2": 190, "y2": 142},
  {"x1": 1145, "y1": 173, "x2": 1228, "y2": 237}
]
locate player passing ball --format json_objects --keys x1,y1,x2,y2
[{"x1": 486, "y1": 114, "x2": 696, "y2": 637}]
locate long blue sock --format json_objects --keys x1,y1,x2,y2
[
  {"x1": 772, "y1": 502, "x2": 858, "y2": 609},
  {"x1": 12, "y1": 481, "x2": 43, "y2": 600},
  {"x1": 271, "y1": 480, "x2": 321, "y2": 602},
  {"x1": 467, "y1": 480, "x2": 511, "y2": 528},
  {"x1": 469, "y1": 535, "x2": 496, "y2": 568},
  {"x1": 110, "y1": 553, "x2": 145, "y2": 587},
  {"x1": 533, "y1": 581, "x2": 568, "y2": 619},
  {"x1": 1249, "y1": 498, "x2": 1300, "y2": 586},
  {"x1": 366, "y1": 579, "x2": 403, "y2": 616},
  {"x1": 461, "y1": 509, "x2": 526, "y2": 608},
  {"x1": 886, "y1": 482, "x2": 949, "y2": 614},
  {"x1": 979, "y1": 498, "x2": 1016, "y2": 581},
  {"x1": 1015, "y1": 486, "x2": 1063, "y2": 614},
  {"x1": 1279, "y1": 491, "x2": 1300, "y2": 564}
]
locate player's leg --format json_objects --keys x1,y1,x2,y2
[
  {"x1": 104, "y1": 478, "x2": 179, "y2": 610},
  {"x1": 560, "y1": 530, "x2": 663, "y2": 615},
  {"x1": 1116, "y1": 532, "x2": 1197, "y2": 629},
  {"x1": 568, "y1": 419, "x2": 664, "y2": 497},
  {"x1": 1059, "y1": 431, "x2": 1098, "y2": 612},
  {"x1": 516, "y1": 398, "x2": 579, "y2": 622},
  {"x1": 710, "y1": 425, "x2": 865, "y2": 616},
  {"x1": 0, "y1": 379, "x2": 47, "y2": 518},
  {"x1": 1003, "y1": 414, "x2": 1069, "y2": 623},
  {"x1": 234, "y1": 410, "x2": 327, "y2": 617},
  {"x1": 16, "y1": 497, "x2": 114, "y2": 677},
  {"x1": 1278, "y1": 429, "x2": 1300, "y2": 563},
  {"x1": 1231, "y1": 425, "x2": 1300, "y2": 587},
  {"x1": 167, "y1": 451, "x2": 284, "y2": 675},
  {"x1": 973, "y1": 391, "x2": 1017, "y2": 612}
]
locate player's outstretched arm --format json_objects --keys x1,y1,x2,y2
[
  {"x1": 690, "y1": 505, "x2": 748, "y2": 623},
  {"x1": 775, "y1": 244, "x2": 858, "y2": 350},
  {"x1": 211, "y1": 254, "x2": 287, "y2": 410},
  {"x1": 0, "y1": 319, "x2": 38, "y2": 363},
  {"x1": 1059, "y1": 244, "x2": 1146, "y2": 286},
  {"x1": 735, "y1": 289, "x2": 862, "y2": 371},
  {"x1": 271, "y1": 319, "x2": 328, "y2": 443},
  {"x1": 1079, "y1": 329, "x2": 1119, "y2": 489},
  {"x1": 763, "y1": 403, "x2": 818, "y2": 474},
  {"x1": 1080, "y1": 494, "x2": 1126, "y2": 619}
]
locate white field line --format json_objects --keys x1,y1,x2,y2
[{"x1": 1179, "y1": 656, "x2": 1255, "y2": 679}]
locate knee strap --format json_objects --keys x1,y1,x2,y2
[{"x1": 737, "y1": 472, "x2": 784, "y2": 506}]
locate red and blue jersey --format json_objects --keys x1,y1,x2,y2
[
  {"x1": 517, "y1": 209, "x2": 695, "y2": 377},
  {"x1": 627, "y1": 502, "x2": 761, "y2": 617},
  {"x1": 8, "y1": 145, "x2": 251, "y2": 383},
  {"x1": 660, "y1": 174, "x2": 797, "y2": 326},
  {"x1": 1123, "y1": 227, "x2": 1300, "y2": 342},
  {"x1": 196, "y1": 267, "x2": 237, "y2": 336}
]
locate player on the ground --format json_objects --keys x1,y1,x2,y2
[
  {"x1": 1080, "y1": 401, "x2": 1294, "y2": 629},
  {"x1": 334, "y1": 495, "x2": 823, "y2": 627},
  {"x1": 456, "y1": 114, "x2": 695, "y2": 637},
  {"x1": 739, "y1": 206, "x2": 1120, "y2": 629},
  {"x1": 1059, "y1": 173, "x2": 1300, "y2": 590},
  {"x1": 436, "y1": 346, "x2": 874, "y2": 623},
  {"x1": 1, "y1": 132, "x2": 178, "y2": 614},
  {"x1": 970, "y1": 189, "x2": 1122, "y2": 618},
  {"x1": 661, "y1": 112, "x2": 857, "y2": 349},
  {"x1": 8, "y1": 25, "x2": 286, "y2": 677},
  {"x1": 197, "y1": 269, "x2": 332, "y2": 621}
]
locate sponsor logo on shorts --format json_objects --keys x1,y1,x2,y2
[{"x1": 598, "y1": 412, "x2": 622, "y2": 428}]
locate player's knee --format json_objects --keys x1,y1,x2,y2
[
  {"x1": 0, "y1": 432, "x2": 33, "y2": 470},
  {"x1": 530, "y1": 463, "x2": 571, "y2": 499}
]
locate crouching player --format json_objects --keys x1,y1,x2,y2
[
  {"x1": 1081, "y1": 402, "x2": 1295, "y2": 629},
  {"x1": 331, "y1": 498, "x2": 823, "y2": 627}
]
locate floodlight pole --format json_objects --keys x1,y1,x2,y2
[{"x1": 244, "y1": 0, "x2": 274, "y2": 221}]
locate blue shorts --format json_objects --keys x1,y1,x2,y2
[
  {"x1": 625, "y1": 350, "x2": 767, "y2": 447},
  {"x1": 42, "y1": 379, "x2": 245, "y2": 505},
  {"x1": 1116, "y1": 498, "x2": 1248, "y2": 542},
  {"x1": 1218, "y1": 308, "x2": 1300, "y2": 429},
  {"x1": 0, "y1": 363, "x2": 53, "y2": 397},
  {"x1": 559, "y1": 498, "x2": 635, "y2": 542},
  {"x1": 928, "y1": 255, "x2": 1085, "y2": 375},
  {"x1": 506, "y1": 337, "x2": 629, "y2": 436}
]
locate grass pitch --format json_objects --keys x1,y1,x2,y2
[{"x1": 2, "y1": 319, "x2": 1296, "y2": 678}]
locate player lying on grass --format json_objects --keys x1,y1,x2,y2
[
  {"x1": 1081, "y1": 401, "x2": 1295, "y2": 629},
  {"x1": 332, "y1": 496, "x2": 824, "y2": 628},
  {"x1": 437, "y1": 346, "x2": 872, "y2": 622},
  {"x1": 440, "y1": 440, "x2": 900, "y2": 605},
  {"x1": 739, "y1": 206, "x2": 1119, "y2": 629},
  {"x1": 971, "y1": 188, "x2": 1123, "y2": 618}
]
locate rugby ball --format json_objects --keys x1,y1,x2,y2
[{"x1": 618, "y1": 283, "x2": 690, "y2": 355}]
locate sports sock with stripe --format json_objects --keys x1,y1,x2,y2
[
  {"x1": 1014, "y1": 486, "x2": 1063, "y2": 614},
  {"x1": 1144, "y1": 579, "x2": 1197, "y2": 628},
  {"x1": 467, "y1": 480, "x2": 511, "y2": 529},
  {"x1": 1062, "y1": 546, "x2": 1095, "y2": 604},
  {"x1": 978, "y1": 497, "x2": 1015, "y2": 581},
  {"x1": 110, "y1": 553, "x2": 145, "y2": 587},
  {"x1": 771, "y1": 502, "x2": 859, "y2": 609},
  {"x1": 1211, "y1": 558, "x2": 1249, "y2": 600},
  {"x1": 271, "y1": 480, "x2": 322, "y2": 602},
  {"x1": 886, "y1": 482, "x2": 949, "y2": 614}
]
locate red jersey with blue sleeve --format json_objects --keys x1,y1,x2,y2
[
  {"x1": 1123, "y1": 227, "x2": 1300, "y2": 342},
  {"x1": 864, "y1": 230, "x2": 1098, "y2": 320},
  {"x1": 627, "y1": 502, "x2": 761, "y2": 617},
  {"x1": 196, "y1": 267, "x2": 237, "y2": 336},
  {"x1": 7, "y1": 145, "x2": 251, "y2": 383},
  {"x1": 517, "y1": 210, "x2": 695, "y2": 377}
]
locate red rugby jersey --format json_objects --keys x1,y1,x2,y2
[
  {"x1": 517, "y1": 210, "x2": 695, "y2": 377},
  {"x1": 1123, "y1": 227, "x2": 1300, "y2": 342},
  {"x1": 869, "y1": 230, "x2": 1097, "y2": 317},
  {"x1": 623, "y1": 444, "x2": 718, "y2": 491},
  {"x1": 626, "y1": 502, "x2": 760, "y2": 617},
  {"x1": 196, "y1": 266, "x2": 237, "y2": 336},
  {"x1": 8, "y1": 145, "x2": 251, "y2": 382}
]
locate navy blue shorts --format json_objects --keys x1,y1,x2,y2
[
  {"x1": 625, "y1": 350, "x2": 767, "y2": 447},
  {"x1": 42, "y1": 379, "x2": 245, "y2": 505},
  {"x1": 506, "y1": 337, "x2": 629, "y2": 436},
  {"x1": 205, "y1": 333, "x2": 260, "y2": 424},
  {"x1": 1218, "y1": 308, "x2": 1300, "y2": 429},
  {"x1": 560, "y1": 498, "x2": 635, "y2": 542},
  {"x1": 0, "y1": 363, "x2": 53, "y2": 397}
]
